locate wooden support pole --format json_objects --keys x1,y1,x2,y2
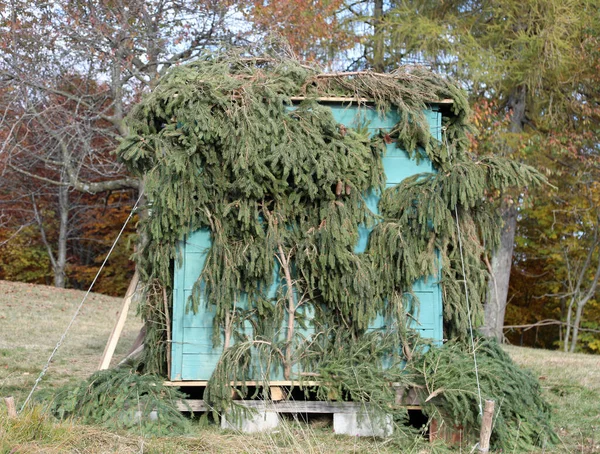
[
  {"x1": 4, "y1": 396, "x2": 17, "y2": 418},
  {"x1": 98, "y1": 271, "x2": 139, "y2": 370},
  {"x1": 478, "y1": 399, "x2": 495, "y2": 453}
]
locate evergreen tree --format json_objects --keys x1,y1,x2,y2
[{"x1": 115, "y1": 51, "x2": 553, "y2": 449}]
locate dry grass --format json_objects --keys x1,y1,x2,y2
[
  {"x1": 0, "y1": 280, "x2": 142, "y2": 405},
  {"x1": 1, "y1": 280, "x2": 599, "y2": 453},
  {"x1": 504, "y1": 345, "x2": 600, "y2": 392},
  {"x1": 1, "y1": 406, "x2": 429, "y2": 454},
  {"x1": 504, "y1": 345, "x2": 600, "y2": 454}
]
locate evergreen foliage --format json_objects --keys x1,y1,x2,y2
[
  {"x1": 117, "y1": 51, "x2": 552, "y2": 447},
  {"x1": 49, "y1": 367, "x2": 190, "y2": 436},
  {"x1": 119, "y1": 51, "x2": 542, "y2": 369},
  {"x1": 413, "y1": 338, "x2": 557, "y2": 450},
  {"x1": 375, "y1": 156, "x2": 545, "y2": 338}
]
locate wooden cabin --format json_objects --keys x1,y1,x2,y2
[{"x1": 169, "y1": 100, "x2": 446, "y2": 382}]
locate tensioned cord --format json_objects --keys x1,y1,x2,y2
[
  {"x1": 19, "y1": 191, "x2": 144, "y2": 413},
  {"x1": 443, "y1": 128, "x2": 484, "y2": 416}
]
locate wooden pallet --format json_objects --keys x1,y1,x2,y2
[
  {"x1": 176, "y1": 399, "x2": 422, "y2": 413},
  {"x1": 168, "y1": 381, "x2": 422, "y2": 409},
  {"x1": 169, "y1": 383, "x2": 465, "y2": 443},
  {"x1": 164, "y1": 380, "x2": 421, "y2": 404}
]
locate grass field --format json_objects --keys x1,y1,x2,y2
[
  {"x1": 1, "y1": 280, "x2": 599, "y2": 453},
  {"x1": 503, "y1": 345, "x2": 600, "y2": 453},
  {"x1": 0, "y1": 280, "x2": 142, "y2": 404}
]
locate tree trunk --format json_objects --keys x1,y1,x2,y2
[
  {"x1": 569, "y1": 302, "x2": 586, "y2": 353},
  {"x1": 481, "y1": 85, "x2": 527, "y2": 340},
  {"x1": 31, "y1": 187, "x2": 69, "y2": 289},
  {"x1": 508, "y1": 85, "x2": 527, "y2": 134},
  {"x1": 54, "y1": 183, "x2": 69, "y2": 288},
  {"x1": 372, "y1": 0, "x2": 385, "y2": 72},
  {"x1": 482, "y1": 205, "x2": 517, "y2": 341},
  {"x1": 564, "y1": 297, "x2": 575, "y2": 352},
  {"x1": 566, "y1": 243, "x2": 600, "y2": 352}
]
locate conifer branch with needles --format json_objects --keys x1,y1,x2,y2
[{"x1": 115, "y1": 50, "x2": 552, "y2": 449}]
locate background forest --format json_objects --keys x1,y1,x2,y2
[{"x1": 0, "y1": 0, "x2": 599, "y2": 354}]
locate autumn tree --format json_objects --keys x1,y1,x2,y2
[
  {"x1": 0, "y1": 74, "x2": 131, "y2": 287},
  {"x1": 0, "y1": 0, "x2": 239, "y2": 192},
  {"x1": 0, "y1": 0, "x2": 243, "y2": 288},
  {"x1": 506, "y1": 130, "x2": 600, "y2": 352},
  {"x1": 0, "y1": 0, "x2": 374, "y2": 289},
  {"x1": 244, "y1": 0, "x2": 357, "y2": 64}
]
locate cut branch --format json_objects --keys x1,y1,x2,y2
[{"x1": 277, "y1": 243, "x2": 296, "y2": 381}]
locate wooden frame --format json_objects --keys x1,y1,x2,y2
[
  {"x1": 164, "y1": 380, "x2": 320, "y2": 387},
  {"x1": 289, "y1": 96, "x2": 454, "y2": 104},
  {"x1": 177, "y1": 399, "x2": 422, "y2": 413}
]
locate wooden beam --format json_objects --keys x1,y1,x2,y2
[
  {"x1": 290, "y1": 96, "x2": 372, "y2": 103},
  {"x1": 270, "y1": 386, "x2": 284, "y2": 401},
  {"x1": 289, "y1": 96, "x2": 454, "y2": 105},
  {"x1": 164, "y1": 380, "x2": 320, "y2": 387},
  {"x1": 98, "y1": 271, "x2": 139, "y2": 370},
  {"x1": 177, "y1": 399, "x2": 417, "y2": 414}
]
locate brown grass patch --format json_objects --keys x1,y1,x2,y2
[
  {"x1": 0, "y1": 280, "x2": 142, "y2": 405},
  {"x1": 1, "y1": 281, "x2": 599, "y2": 453}
]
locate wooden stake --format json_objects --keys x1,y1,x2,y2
[
  {"x1": 98, "y1": 271, "x2": 139, "y2": 370},
  {"x1": 4, "y1": 396, "x2": 17, "y2": 418},
  {"x1": 478, "y1": 399, "x2": 495, "y2": 453}
]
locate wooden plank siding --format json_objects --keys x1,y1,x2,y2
[{"x1": 170, "y1": 102, "x2": 444, "y2": 381}]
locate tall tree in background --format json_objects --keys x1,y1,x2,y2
[
  {"x1": 0, "y1": 0, "x2": 239, "y2": 192},
  {"x1": 244, "y1": 0, "x2": 357, "y2": 64},
  {"x1": 528, "y1": 150, "x2": 600, "y2": 352},
  {"x1": 352, "y1": 0, "x2": 600, "y2": 342}
]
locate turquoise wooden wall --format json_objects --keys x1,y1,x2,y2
[{"x1": 170, "y1": 103, "x2": 444, "y2": 381}]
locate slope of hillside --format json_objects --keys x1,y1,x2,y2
[
  {"x1": 1, "y1": 281, "x2": 598, "y2": 453},
  {"x1": 504, "y1": 344, "x2": 600, "y2": 453},
  {"x1": 0, "y1": 280, "x2": 142, "y2": 403}
]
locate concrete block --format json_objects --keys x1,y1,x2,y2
[
  {"x1": 133, "y1": 409, "x2": 158, "y2": 423},
  {"x1": 333, "y1": 411, "x2": 393, "y2": 437},
  {"x1": 221, "y1": 410, "x2": 280, "y2": 433}
]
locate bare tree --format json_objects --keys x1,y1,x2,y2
[
  {"x1": 0, "y1": 0, "x2": 241, "y2": 286},
  {"x1": 561, "y1": 201, "x2": 600, "y2": 353}
]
